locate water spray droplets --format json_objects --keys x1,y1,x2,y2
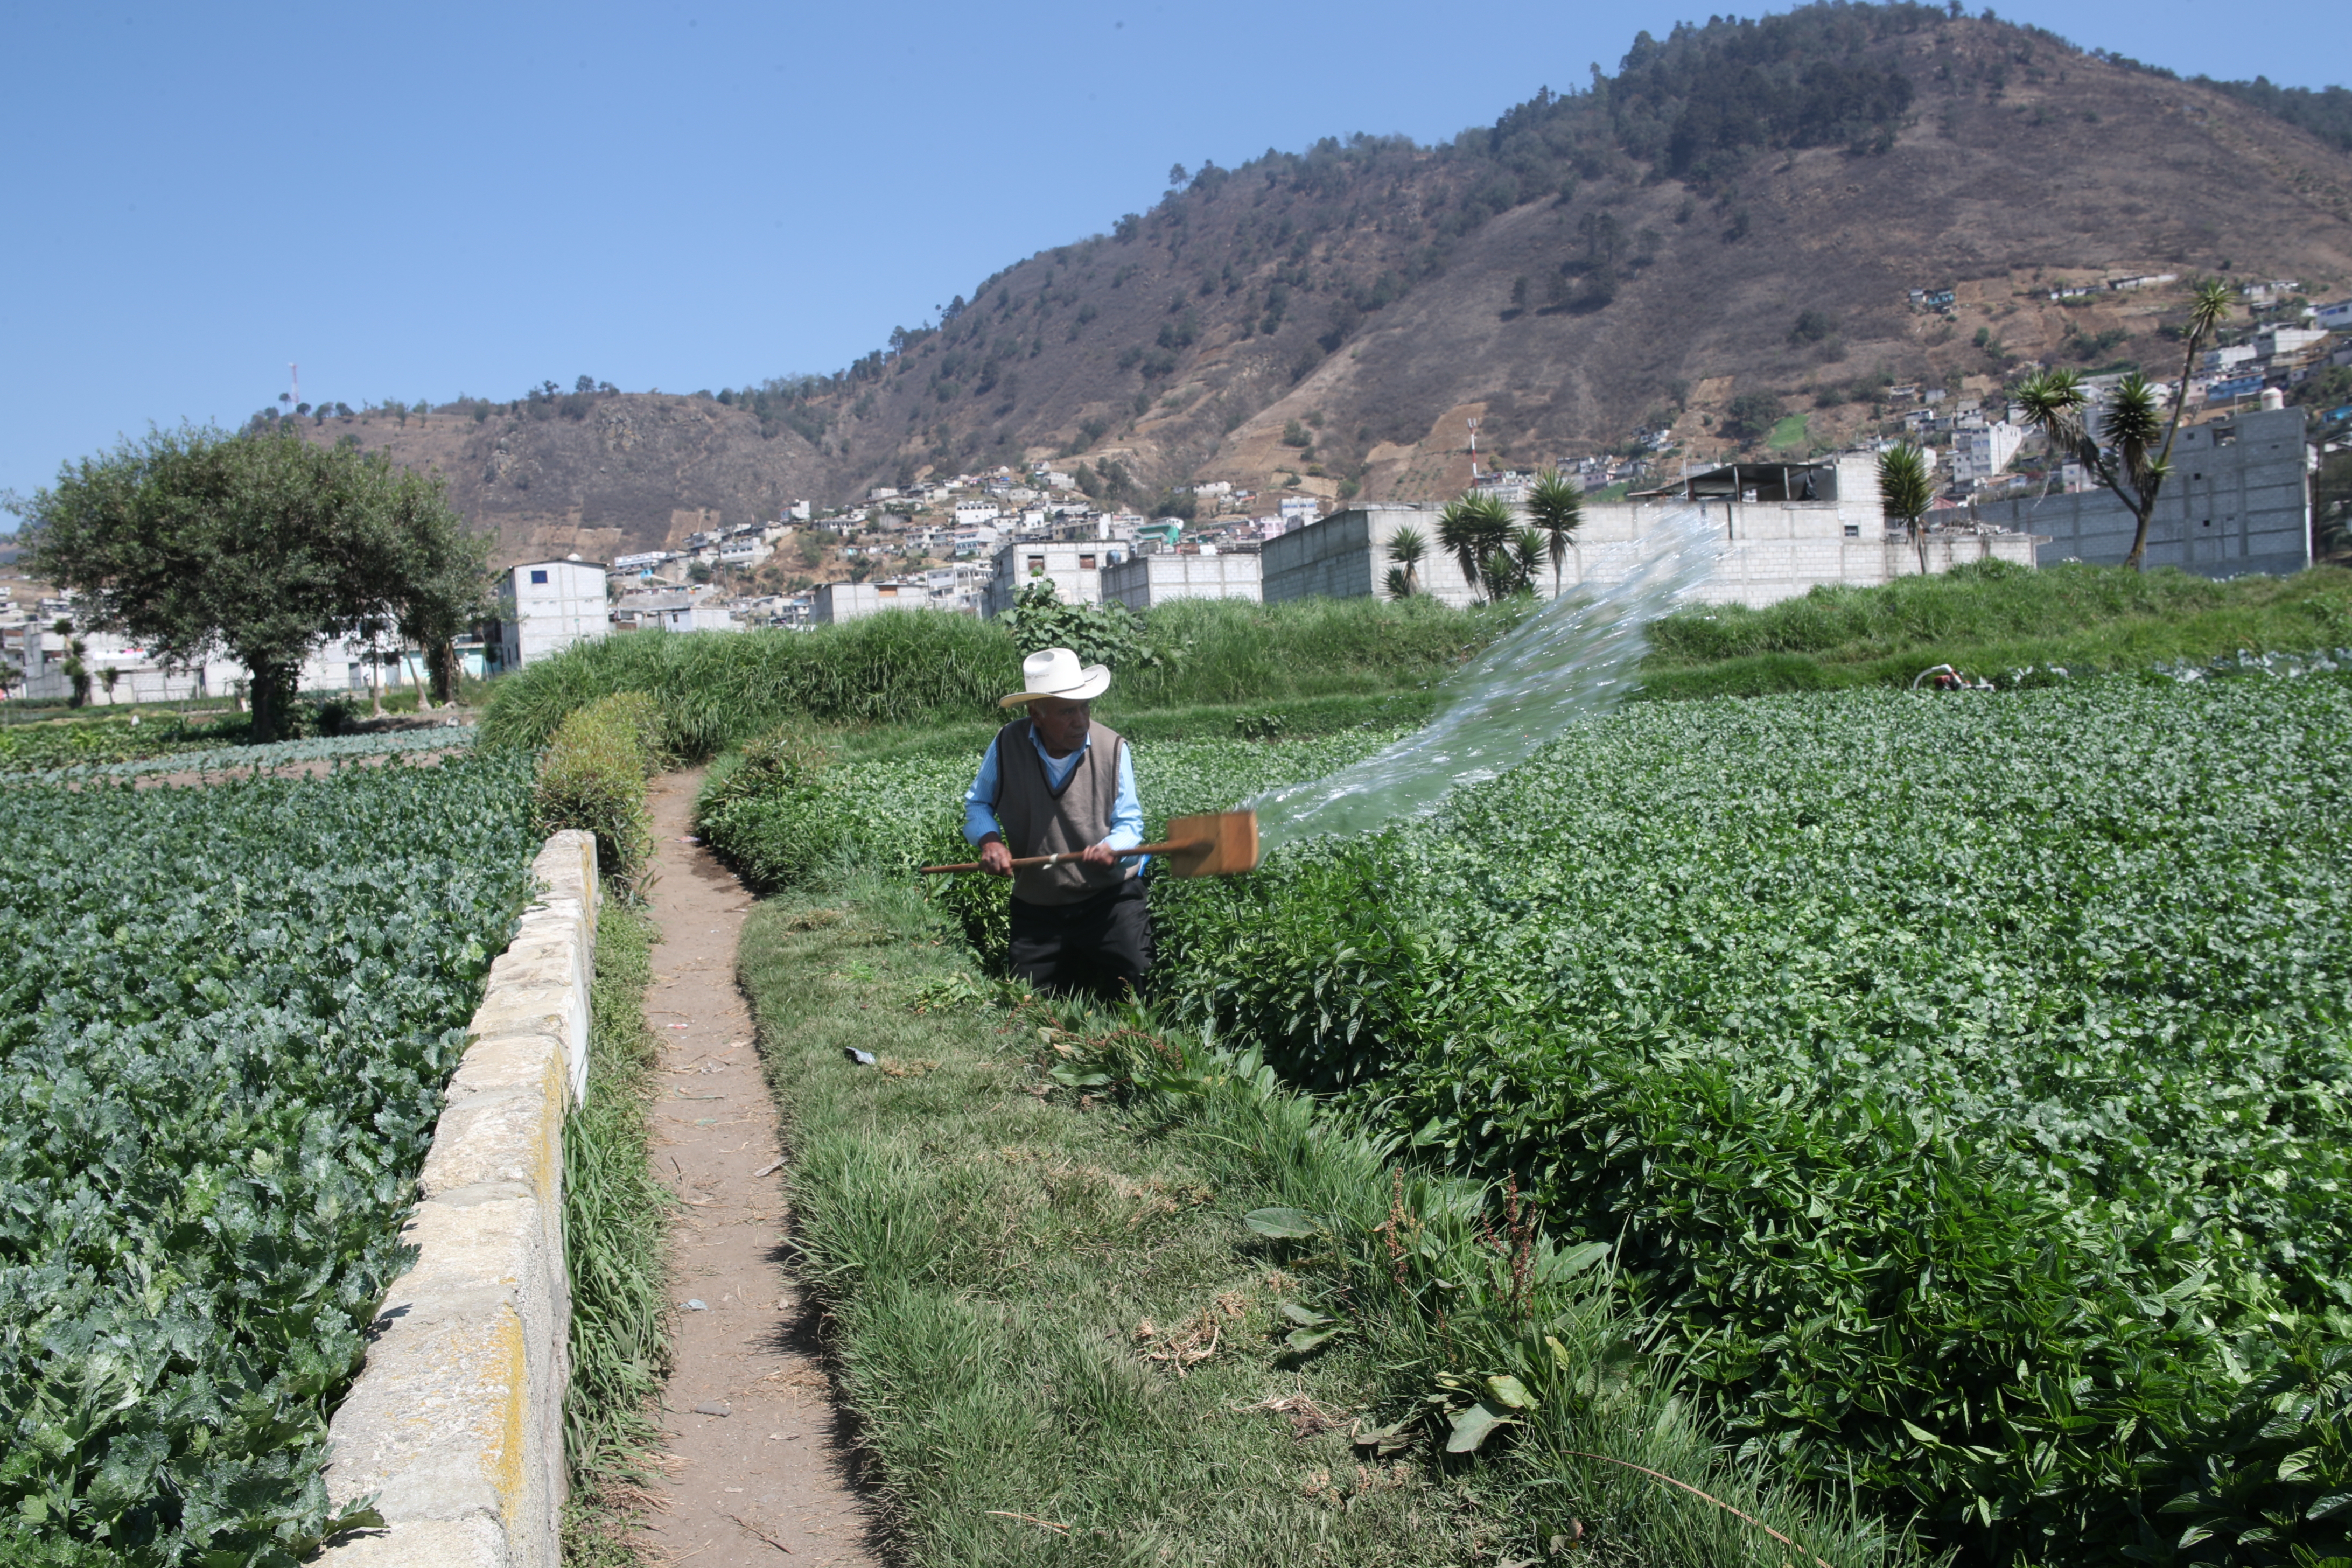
[{"x1": 1247, "y1": 508, "x2": 1725, "y2": 851}]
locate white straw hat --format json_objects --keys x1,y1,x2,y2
[{"x1": 1000, "y1": 646, "x2": 1110, "y2": 707}]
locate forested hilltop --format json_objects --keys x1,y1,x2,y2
[{"x1": 301, "y1": 3, "x2": 2351, "y2": 563}]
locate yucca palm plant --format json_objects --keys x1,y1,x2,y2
[
  {"x1": 1525, "y1": 468, "x2": 1585, "y2": 596},
  {"x1": 1878, "y1": 442, "x2": 1935, "y2": 575},
  {"x1": 2014, "y1": 278, "x2": 2231, "y2": 570},
  {"x1": 1385, "y1": 524, "x2": 1427, "y2": 599},
  {"x1": 1505, "y1": 526, "x2": 1547, "y2": 596},
  {"x1": 1437, "y1": 492, "x2": 1515, "y2": 602}
]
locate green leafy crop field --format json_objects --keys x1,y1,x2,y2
[
  {"x1": 0, "y1": 754, "x2": 539, "y2": 1566},
  {"x1": 698, "y1": 674, "x2": 2352, "y2": 1565}
]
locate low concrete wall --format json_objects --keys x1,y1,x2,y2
[
  {"x1": 1265, "y1": 492, "x2": 2042, "y2": 610},
  {"x1": 321, "y1": 830, "x2": 599, "y2": 1568}
]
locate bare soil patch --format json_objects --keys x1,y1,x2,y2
[{"x1": 633, "y1": 772, "x2": 879, "y2": 1568}]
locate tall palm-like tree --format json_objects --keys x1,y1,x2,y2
[
  {"x1": 1525, "y1": 468, "x2": 1586, "y2": 597},
  {"x1": 2015, "y1": 279, "x2": 2231, "y2": 571},
  {"x1": 1437, "y1": 492, "x2": 1514, "y2": 602},
  {"x1": 1385, "y1": 524, "x2": 1427, "y2": 599},
  {"x1": 1878, "y1": 443, "x2": 1935, "y2": 575}
]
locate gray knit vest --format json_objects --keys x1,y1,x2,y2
[{"x1": 990, "y1": 718, "x2": 1131, "y2": 906}]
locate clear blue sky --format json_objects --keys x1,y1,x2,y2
[{"x1": 2, "y1": 0, "x2": 2344, "y2": 504}]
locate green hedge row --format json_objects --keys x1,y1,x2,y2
[{"x1": 531, "y1": 692, "x2": 664, "y2": 891}]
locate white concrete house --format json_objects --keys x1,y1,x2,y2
[
  {"x1": 1950, "y1": 421, "x2": 2026, "y2": 486},
  {"x1": 979, "y1": 540, "x2": 1127, "y2": 617},
  {"x1": 496, "y1": 558, "x2": 608, "y2": 669}
]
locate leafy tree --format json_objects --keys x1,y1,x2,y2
[
  {"x1": 1385, "y1": 525, "x2": 1427, "y2": 598},
  {"x1": 1878, "y1": 442, "x2": 1935, "y2": 575},
  {"x1": 15, "y1": 424, "x2": 488, "y2": 740},
  {"x1": 373, "y1": 464, "x2": 492, "y2": 704},
  {"x1": 1437, "y1": 492, "x2": 1515, "y2": 603},
  {"x1": 1525, "y1": 469, "x2": 1586, "y2": 595},
  {"x1": 1720, "y1": 391, "x2": 1787, "y2": 445},
  {"x1": 2014, "y1": 281, "x2": 2231, "y2": 570},
  {"x1": 1789, "y1": 309, "x2": 1837, "y2": 346}
]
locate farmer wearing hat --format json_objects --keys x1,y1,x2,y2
[{"x1": 963, "y1": 646, "x2": 1152, "y2": 999}]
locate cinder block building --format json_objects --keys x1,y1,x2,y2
[
  {"x1": 979, "y1": 541, "x2": 1128, "y2": 617},
  {"x1": 495, "y1": 558, "x2": 608, "y2": 669},
  {"x1": 814, "y1": 582, "x2": 902, "y2": 622},
  {"x1": 1100, "y1": 550, "x2": 1263, "y2": 611}
]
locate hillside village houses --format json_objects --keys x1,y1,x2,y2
[{"x1": 40, "y1": 294, "x2": 2348, "y2": 688}]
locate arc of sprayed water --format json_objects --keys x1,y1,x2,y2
[{"x1": 1247, "y1": 506, "x2": 1725, "y2": 850}]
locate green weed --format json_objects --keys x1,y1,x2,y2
[
  {"x1": 1640, "y1": 559, "x2": 2352, "y2": 698},
  {"x1": 562, "y1": 904, "x2": 674, "y2": 1561}
]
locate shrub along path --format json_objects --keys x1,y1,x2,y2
[{"x1": 634, "y1": 771, "x2": 880, "y2": 1567}]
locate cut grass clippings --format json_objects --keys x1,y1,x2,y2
[
  {"x1": 736, "y1": 876, "x2": 1925, "y2": 1567},
  {"x1": 562, "y1": 903, "x2": 677, "y2": 1566}
]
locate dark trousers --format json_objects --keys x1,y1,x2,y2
[{"x1": 1008, "y1": 877, "x2": 1154, "y2": 1001}]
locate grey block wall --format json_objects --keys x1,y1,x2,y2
[
  {"x1": 1101, "y1": 551, "x2": 1263, "y2": 610},
  {"x1": 1973, "y1": 406, "x2": 2311, "y2": 577}
]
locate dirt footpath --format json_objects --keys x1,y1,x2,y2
[{"x1": 634, "y1": 772, "x2": 879, "y2": 1567}]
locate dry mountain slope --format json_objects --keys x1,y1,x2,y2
[
  {"x1": 312, "y1": 4, "x2": 2351, "y2": 563},
  {"x1": 292, "y1": 392, "x2": 827, "y2": 570}
]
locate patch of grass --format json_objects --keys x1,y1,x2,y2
[
  {"x1": 481, "y1": 599, "x2": 1515, "y2": 759},
  {"x1": 1640, "y1": 559, "x2": 2352, "y2": 699},
  {"x1": 736, "y1": 878, "x2": 1921, "y2": 1566},
  {"x1": 561, "y1": 904, "x2": 675, "y2": 1564},
  {"x1": 1766, "y1": 412, "x2": 1809, "y2": 450}
]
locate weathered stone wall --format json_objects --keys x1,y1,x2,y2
[{"x1": 320, "y1": 830, "x2": 599, "y2": 1568}]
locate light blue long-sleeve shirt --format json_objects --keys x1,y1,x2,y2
[{"x1": 964, "y1": 725, "x2": 1146, "y2": 870}]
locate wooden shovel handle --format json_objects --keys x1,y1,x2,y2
[{"x1": 919, "y1": 839, "x2": 1196, "y2": 876}]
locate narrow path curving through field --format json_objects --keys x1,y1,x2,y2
[{"x1": 634, "y1": 770, "x2": 879, "y2": 1568}]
